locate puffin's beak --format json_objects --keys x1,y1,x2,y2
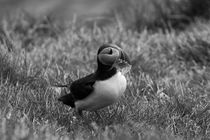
[
  {"x1": 112, "y1": 50, "x2": 131, "y2": 71},
  {"x1": 119, "y1": 51, "x2": 131, "y2": 65}
]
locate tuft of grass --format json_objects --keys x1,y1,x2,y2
[{"x1": 0, "y1": 44, "x2": 48, "y2": 90}]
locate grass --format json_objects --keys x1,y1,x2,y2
[
  {"x1": 115, "y1": 0, "x2": 210, "y2": 31},
  {"x1": 0, "y1": 14, "x2": 210, "y2": 139}
]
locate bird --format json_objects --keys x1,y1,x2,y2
[{"x1": 58, "y1": 43, "x2": 131, "y2": 117}]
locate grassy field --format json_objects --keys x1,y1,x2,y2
[{"x1": 0, "y1": 13, "x2": 210, "y2": 140}]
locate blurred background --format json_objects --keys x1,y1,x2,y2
[
  {"x1": 0, "y1": 0, "x2": 210, "y2": 30},
  {"x1": 0, "y1": 0, "x2": 115, "y2": 26}
]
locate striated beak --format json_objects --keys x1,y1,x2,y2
[
  {"x1": 119, "y1": 51, "x2": 131, "y2": 65},
  {"x1": 113, "y1": 50, "x2": 131, "y2": 74}
]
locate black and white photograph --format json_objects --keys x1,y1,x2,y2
[{"x1": 0, "y1": 0, "x2": 210, "y2": 139}]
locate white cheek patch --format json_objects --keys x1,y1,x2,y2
[
  {"x1": 75, "y1": 72, "x2": 127, "y2": 111},
  {"x1": 98, "y1": 48, "x2": 120, "y2": 66}
]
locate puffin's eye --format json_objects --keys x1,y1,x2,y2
[{"x1": 109, "y1": 49, "x2": 112, "y2": 54}]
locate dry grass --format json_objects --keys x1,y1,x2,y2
[{"x1": 0, "y1": 13, "x2": 210, "y2": 140}]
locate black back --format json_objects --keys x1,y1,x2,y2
[{"x1": 70, "y1": 73, "x2": 96, "y2": 100}]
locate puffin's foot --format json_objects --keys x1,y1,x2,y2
[{"x1": 76, "y1": 109, "x2": 94, "y2": 131}]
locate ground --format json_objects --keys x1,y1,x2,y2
[{"x1": 0, "y1": 14, "x2": 210, "y2": 140}]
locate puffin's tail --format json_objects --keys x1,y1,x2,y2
[{"x1": 58, "y1": 94, "x2": 75, "y2": 108}]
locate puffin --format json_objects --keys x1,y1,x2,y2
[{"x1": 58, "y1": 44, "x2": 131, "y2": 116}]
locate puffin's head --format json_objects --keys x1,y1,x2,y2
[{"x1": 97, "y1": 44, "x2": 131, "y2": 72}]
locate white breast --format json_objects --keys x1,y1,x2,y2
[{"x1": 75, "y1": 72, "x2": 127, "y2": 111}]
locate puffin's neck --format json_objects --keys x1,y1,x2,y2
[{"x1": 95, "y1": 63, "x2": 117, "y2": 80}]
